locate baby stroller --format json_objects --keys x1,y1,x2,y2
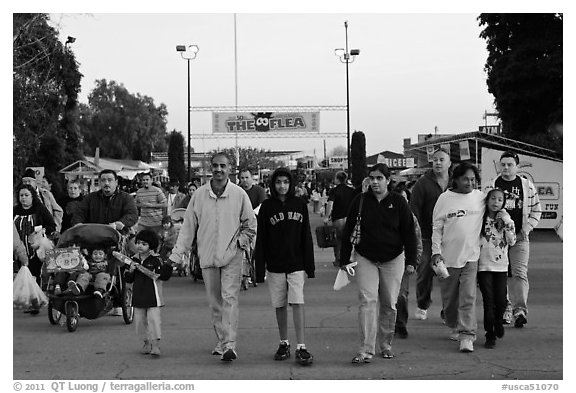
[{"x1": 44, "y1": 224, "x2": 134, "y2": 332}]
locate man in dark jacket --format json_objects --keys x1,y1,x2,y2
[
  {"x1": 410, "y1": 148, "x2": 451, "y2": 321},
  {"x1": 255, "y1": 167, "x2": 315, "y2": 365},
  {"x1": 324, "y1": 171, "x2": 358, "y2": 266},
  {"x1": 71, "y1": 169, "x2": 138, "y2": 233}
]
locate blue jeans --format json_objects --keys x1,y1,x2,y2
[
  {"x1": 202, "y1": 251, "x2": 243, "y2": 351},
  {"x1": 439, "y1": 261, "x2": 478, "y2": 341},
  {"x1": 356, "y1": 252, "x2": 404, "y2": 355},
  {"x1": 508, "y1": 238, "x2": 530, "y2": 317}
]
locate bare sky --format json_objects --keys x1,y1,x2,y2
[{"x1": 49, "y1": 12, "x2": 497, "y2": 157}]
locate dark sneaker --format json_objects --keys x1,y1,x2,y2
[
  {"x1": 514, "y1": 314, "x2": 527, "y2": 328},
  {"x1": 495, "y1": 324, "x2": 505, "y2": 339},
  {"x1": 484, "y1": 336, "x2": 496, "y2": 349},
  {"x1": 68, "y1": 280, "x2": 81, "y2": 296},
  {"x1": 221, "y1": 348, "x2": 237, "y2": 362},
  {"x1": 295, "y1": 347, "x2": 313, "y2": 365},
  {"x1": 93, "y1": 290, "x2": 103, "y2": 299},
  {"x1": 395, "y1": 326, "x2": 408, "y2": 339},
  {"x1": 274, "y1": 342, "x2": 291, "y2": 360}
]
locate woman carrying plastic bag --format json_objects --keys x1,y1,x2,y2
[{"x1": 14, "y1": 265, "x2": 48, "y2": 312}]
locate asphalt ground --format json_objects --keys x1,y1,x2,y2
[{"x1": 11, "y1": 209, "x2": 564, "y2": 384}]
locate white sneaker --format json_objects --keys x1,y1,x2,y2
[
  {"x1": 449, "y1": 329, "x2": 459, "y2": 341},
  {"x1": 109, "y1": 307, "x2": 123, "y2": 316},
  {"x1": 459, "y1": 338, "x2": 474, "y2": 352},
  {"x1": 414, "y1": 308, "x2": 428, "y2": 320}
]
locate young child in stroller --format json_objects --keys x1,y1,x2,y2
[{"x1": 66, "y1": 247, "x2": 110, "y2": 298}]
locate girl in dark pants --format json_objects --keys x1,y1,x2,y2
[{"x1": 478, "y1": 188, "x2": 516, "y2": 348}]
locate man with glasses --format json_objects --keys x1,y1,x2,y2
[
  {"x1": 169, "y1": 153, "x2": 257, "y2": 362},
  {"x1": 493, "y1": 151, "x2": 541, "y2": 328}
]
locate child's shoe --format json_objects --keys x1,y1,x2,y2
[
  {"x1": 141, "y1": 340, "x2": 152, "y2": 355},
  {"x1": 67, "y1": 280, "x2": 81, "y2": 296},
  {"x1": 295, "y1": 347, "x2": 313, "y2": 365},
  {"x1": 54, "y1": 284, "x2": 62, "y2": 295},
  {"x1": 274, "y1": 342, "x2": 291, "y2": 360},
  {"x1": 221, "y1": 348, "x2": 237, "y2": 362},
  {"x1": 93, "y1": 289, "x2": 103, "y2": 299},
  {"x1": 150, "y1": 339, "x2": 160, "y2": 357}
]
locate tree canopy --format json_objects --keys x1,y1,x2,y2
[
  {"x1": 478, "y1": 13, "x2": 562, "y2": 152},
  {"x1": 350, "y1": 131, "x2": 367, "y2": 188},
  {"x1": 211, "y1": 147, "x2": 284, "y2": 172},
  {"x1": 79, "y1": 79, "x2": 168, "y2": 162},
  {"x1": 13, "y1": 13, "x2": 83, "y2": 186},
  {"x1": 167, "y1": 130, "x2": 186, "y2": 184}
]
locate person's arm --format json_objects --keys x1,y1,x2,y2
[
  {"x1": 398, "y1": 197, "x2": 417, "y2": 268},
  {"x1": 254, "y1": 204, "x2": 268, "y2": 283},
  {"x1": 431, "y1": 195, "x2": 446, "y2": 263},
  {"x1": 39, "y1": 203, "x2": 57, "y2": 235},
  {"x1": 339, "y1": 194, "x2": 361, "y2": 267},
  {"x1": 236, "y1": 192, "x2": 257, "y2": 251},
  {"x1": 169, "y1": 194, "x2": 199, "y2": 264},
  {"x1": 524, "y1": 179, "x2": 542, "y2": 236},
  {"x1": 409, "y1": 181, "x2": 424, "y2": 225},
  {"x1": 13, "y1": 224, "x2": 28, "y2": 266},
  {"x1": 115, "y1": 193, "x2": 138, "y2": 230},
  {"x1": 301, "y1": 200, "x2": 315, "y2": 278},
  {"x1": 45, "y1": 191, "x2": 63, "y2": 232}
]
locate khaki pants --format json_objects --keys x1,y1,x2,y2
[
  {"x1": 76, "y1": 271, "x2": 111, "y2": 292},
  {"x1": 135, "y1": 307, "x2": 162, "y2": 341}
]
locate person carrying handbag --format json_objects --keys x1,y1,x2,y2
[{"x1": 338, "y1": 163, "x2": 418, "y2": 363}]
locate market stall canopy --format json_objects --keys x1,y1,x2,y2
[{"x1": 60, "y1": 156, "x2": 158, "y2": 180}]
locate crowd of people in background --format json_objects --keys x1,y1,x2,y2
[{"x1": 13, "y1": 148, "x2": 542, "y2": 363}]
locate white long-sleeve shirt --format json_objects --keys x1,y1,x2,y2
[
  {"x1": 169, "y1": 180, "x2": 257, "y2": 268},
  {"x1": 431, "y1": 189, "x2": 485, "y2": 268}
]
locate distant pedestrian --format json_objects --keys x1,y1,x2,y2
[
  {"x1": 491, "y1": 151, "x2": 541, "y2": 328},
  {"x1": 478, "y1": 188, "x2": 516, "y2": 349},
  {"x1": 255, "y1": 167, "x2": 315, "y2": 365},
  {"x1": 59, "y1": 179, "x2": 84, "y2": 233},
  {"x1": 179, "y1": 182, "x2": 197, "y2": 209},
  {"x1": 135, "y1": 172, "x2": 167, "y2": 235},
  {"x1": 411, "y1": 148, "x2": 451, "y2": 321},
  {"x1": 125, "y1": 230, "x2": 172, "y2": 357},
  {"x1": 431, "y1": 162, "x2": 484, "y2": 353},
  {"x1": 21, "y1": 168, "x2": 63, "y2": 234},
  {"x1": 340, "y1": 163, "x2": 418, "y2": 363},
  {"x1": 169, "y1": 152, "x2": 257, "y2": 362},
  {"x1": 239, "y1": 168, "x2": 267, "y2": 210},
  {"x1": 165, "y1": 180, "x2": 186, "y2": 216},
  {"x1": 324, "y1": 171, "x2": 358, "y2": 266}
]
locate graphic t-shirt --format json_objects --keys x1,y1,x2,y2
[{"x1": 495, "y1": 176, "x2": 524, "y2": 234}]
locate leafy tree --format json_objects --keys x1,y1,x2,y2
[
  {"x1": 478, "y1": 13, "x2": 562, "y2": 153},
  {"x1": 212, "y1": 147, "x2": 284, "y2": 172},
  {"x1": 80, "y1": 79, "x2": 168, "y2": 162},
  {"x1": 329, "y1": 145, "x2": 347, "y2": 157},
  {"x1": 350, "y1": 131, "x2": 367, "y2": 188},
  {"x1": 13, "y1": 13, "x2": 83, "y2": 187},
  {"x1": 167, "y1": 130, "x2": 186, "y2": 185}
]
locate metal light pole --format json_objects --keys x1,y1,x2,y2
[
  {"x1": 335, "y1": 21, "x2": 360, "y2": 175},
  {"x1": 176, "y1": 44, "x2": 199, "y2": 181}
]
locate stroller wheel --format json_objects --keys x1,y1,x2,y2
[
  {"x1": 48, "y1": 301, "x2": 62, "y2": 325},
  {"x1": 65, "y1": 301, "x2": 79, "y2": 332}
]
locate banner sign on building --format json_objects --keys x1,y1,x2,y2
[
  {"x1": 459, "y1": 141, "x2": 471, "y2": 160},
  {"x1": 481, "y1": 147, "x2": 562, "y2": 229},
  {"x1": 329, "y1": 156, "x2": 348, "y2": 169},
  {"x1": 426, "y1": 146, "x2": 435, "y2": 162},
  {"x1": 25, "y1": 167, "x2": 45, "y2": 180},
  {"x1": 213, "y1": 112, "x2": 320, "y2": 133}
]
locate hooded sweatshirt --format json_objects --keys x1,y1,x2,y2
[{"x1": 255, "y1": 168, "x2": 315, "y2": 282}]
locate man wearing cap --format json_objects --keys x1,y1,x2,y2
[
  {"x1": 21, "y1": 168, "x2": 63, "y2": 234},
  {"x1": 165, "y1": 180, "x2": 186, "y2": 216},
  {"x1": 492, "y1": 151, "x2": 541, "y2": 328},
  {"x1": 410, "y1": 147, "x2": 451, "y2": 321}
]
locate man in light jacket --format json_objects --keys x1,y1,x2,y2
[{"x1": 169, "y1": 152, "x2": 257, "y2": 362}]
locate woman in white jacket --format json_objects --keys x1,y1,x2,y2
[{"x1": 431, "y1": 162, "x2": 485, "y2": 353}]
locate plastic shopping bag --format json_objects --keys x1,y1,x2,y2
[
  {"x1": 333, "y1": 269, "x2": 350, "y2": 291},
  {"x1": 13, "y1": 266, "x2": 48, "y2": 310}
]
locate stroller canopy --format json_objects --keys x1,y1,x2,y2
[{"x1": 57, "y1": 224, "x2": 120, "y2": 249}]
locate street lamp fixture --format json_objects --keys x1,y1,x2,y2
[
  {"x1": 334, "y1": 21, "x2": 360, "y2": 175},
  {"x1": 176, "y1": 44, "x2": 200, "y2": 181}
]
